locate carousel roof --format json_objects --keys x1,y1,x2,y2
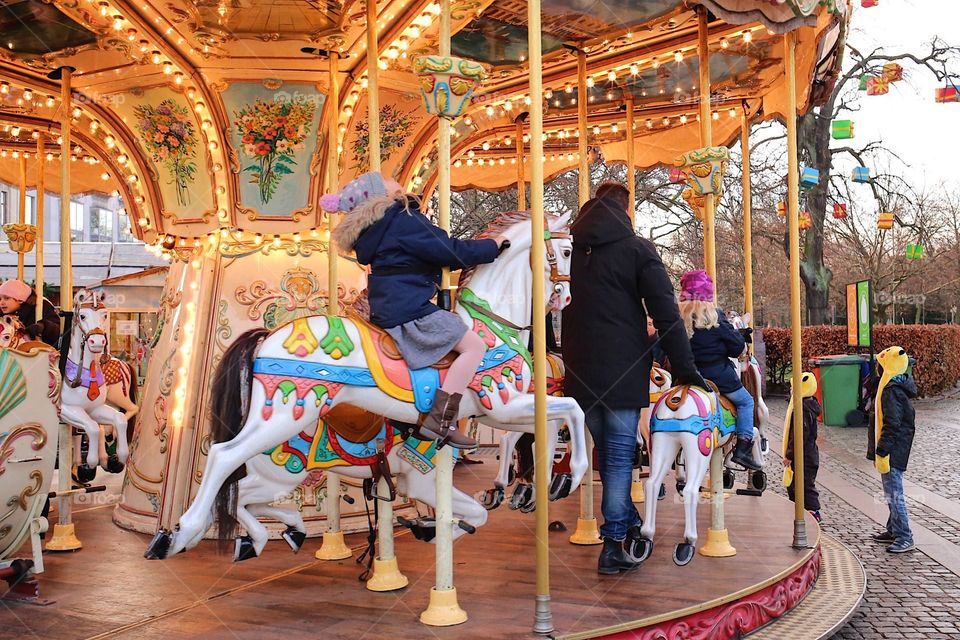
[{"x1": 0, "y1": 0, "x2": 846, "y2": 245}]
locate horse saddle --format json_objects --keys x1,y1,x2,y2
[
  {"x1": 663, "y1": 382, "x2": 736, "y2": 417},
  {"x1": 323, "y1": 403, "x2": 386, "y2": 444},
  {"x1": 349, "y1": 312, "x2": 456, "y2": 369}
]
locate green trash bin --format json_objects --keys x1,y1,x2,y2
[{"x1": 809, "y1": 354, "x2": 870, "y2": 427}]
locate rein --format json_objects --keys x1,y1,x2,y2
[{"x1": 64, "y1": 302, "x2": 109, "y2": 390}]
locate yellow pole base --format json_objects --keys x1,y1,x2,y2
[
  {"x1": 631, "y1": 481, "x2": 645, "y2": 503},
  {"x1": 698, "y1": 527, "x2": 736, "y2": 557},
  {"x1": 420, "y1": 587, "x2": 468, "y2": 626},
  {"x1": 366, "y1": 557, "x2": 409, "y2": 592},
  {"x1": 45, "y1": 523, "x2": 82, "y2": 551},
  {"x1": 315, "y1": 530, "x2": 352, "y2": 560},
  {"x1": 568, "y1": 517, "x2": 602, "y2": 545}
]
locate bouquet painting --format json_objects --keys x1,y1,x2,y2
[
  {"x1": 351, "y1": 105, "x2": 416, "y2": 173},
  {"x1": 134, "y1": 99, "x2": 198, "y2": 207},
  {"x1": 234, "y1": 97, "x2": 317, "y2": 204}
]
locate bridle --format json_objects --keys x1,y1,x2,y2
[
  {"x1": 64, "y1": 300, "x2": 109, "y2": 389},
  {"x1": 543, "y1": 224, "x2": 571, "y2": 293}
]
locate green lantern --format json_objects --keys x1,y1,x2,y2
[{"x1": 905, "y1": 244, "x2": 924, "y2": 260}]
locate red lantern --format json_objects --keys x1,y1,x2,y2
[{"x1": 833, "y1": 203, "x2": 848, "y2": 219}]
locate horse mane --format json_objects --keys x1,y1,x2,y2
[{"x1": 458, "y1": 210, "x2": 564, "y2": 291}]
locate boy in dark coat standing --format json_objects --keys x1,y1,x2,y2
[
  {"x1": 562, "y1": 182, "x2": 705, "y2": 575},
  {"x1": 871, "y1": 347, "x2": 917, "y2": 553}
]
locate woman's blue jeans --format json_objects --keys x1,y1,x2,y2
[
  {"x1": 724, "y1": 386, "x2": 756, "y2": 441},
  {"x1": 584, "y1": 406, "x2": 641, "y2": 541}
]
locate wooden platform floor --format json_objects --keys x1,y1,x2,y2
[{"x1": 2, "y1": 459, "x2": 817, "y2": 639}]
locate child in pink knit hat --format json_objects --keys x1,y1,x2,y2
[
  {"x1": 0, "y1": 279, "x2": 61, "y2": 346},
  {"x1": 678, "y1": 270, "x2": 762, "y2": 471}
]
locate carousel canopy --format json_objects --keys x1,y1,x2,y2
[{"x1": 0, "y1": 0, "x2": 845, "y2": 245}]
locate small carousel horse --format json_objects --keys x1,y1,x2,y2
[
  {"x1": 0, "y1": 315, "x2": 60, "y2": 400},
  {"x1": 633, "y1": 383, "x2": 728, "y2": 566},
  {"x1": 146, "y1": 210, "x2": 588, "y2": 560},
  {"x1": 60, "y1": 290, "x2": 130, "y2": 472}
]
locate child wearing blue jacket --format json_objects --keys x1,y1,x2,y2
[
  {"x1": 678, "y1": 270, "x2": 762, "y2": 470},
  {"x1": 328, "y1": 172, "x2": 507, "y2": 448}
]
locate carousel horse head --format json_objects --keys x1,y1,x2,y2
[
  {"x1": 72, "y1": 289, "x2": 109, "y2": 355},
  {"x1": 0, "y1": 314, "x2": 27, "y2": 349}
]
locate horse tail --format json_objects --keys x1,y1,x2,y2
[
  {"x1": 212, "y1": 328, "x2": 268, "y2": 549},
  {"x1": 125, "y1": 361, "x2": 139, "y2": 444}
]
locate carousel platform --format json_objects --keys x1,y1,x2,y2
[{"x1": 3, "y1": 456, "x2": 863, "y2": 640}]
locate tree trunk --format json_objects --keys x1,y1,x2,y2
[{"x1": 797, "y1": 111, "x2": 834, "y2": 325}]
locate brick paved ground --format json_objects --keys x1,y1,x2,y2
[{"x1": 762, "y1": 393, "x2": 960, "y2": 639}]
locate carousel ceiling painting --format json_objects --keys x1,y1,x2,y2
[{"x1": 0, "y1": 1, "x2": 96, "y2": 56}]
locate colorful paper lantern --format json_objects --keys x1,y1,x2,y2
[
  {"x1": 866, "y1": 77, "x2": 889, "y2": 96},
  {"x1": 878, "y1": 212, "x2": 895, "y2": 230},
  {"x1": 675, "y1": 146, "x2": 730, "y2": 195},
  {"x1": 799, "y1": 211, "x2": 812, "y2": 231},
  {"x1": 669, "y1": 166, "x2": 685, "y2": 183},
  {"x1": 861, "y1": 0, "x2": 878, "y2": 7},
  {"x1": 831, "y1": 120, "x2": 855, "y2": 139},
  {"x1": 800, "y1": 166, "x2": 820, "y2": 188},
  {"x1": 852, "y1": 166, "x2": 871, "y2": 183},
  {"x1": 882, "y1": 63, "x2": 903, "y2": 82},
  {"x1": 935, "y1": 86, "x2": 959, "y2": 103},
  {"x1": 833, "y1": 203, "x2": 848, "y2": 219},
  {"x1": 905, "y1": 243, "x2": 924, "y2": 260},
  {"x1": 859, "y1": 74, "x2": 874, "y2": 91},
  {"x1": 413, "y1": 55, "x2": 485, "y2": 118},
  {"x1": 777, "y1": 201, "x2": 786, "y2": 218}
]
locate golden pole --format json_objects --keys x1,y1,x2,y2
[
  {"x1": 626, "y1": 97, "x2": 635, "y2": 223},
  {"x1": 60, "y1": 68, "x2": 73, "y2": 315},
  {"x1": 17, "y1": 154, "x2": 26, "y2": 280},
  {"x1": 697, "y1": 8, "x2": 716, "y2": 284},
  {"x1": 515, "y1": 117, "x2": 526, "y2": 209},
  {"x1": 528, "y1": 0, "x2": 552, "y2": 634},
  {"x1": 784, "y1": 31, "x2": 808, "y2": 548},
  {"x1": 420, "y1": 0, "x2": 466, "y2": 625},
  {"x1": 696, "y1": 7, "x2": 735, "y2": 560},
  {"x1": 568, "y1": 49, "x2": 600, "y2": 547},
  {"x1": 35, "y1": 136, "x2": 45, "y2": 321},
  {"x1": 741, "y1": 105, "x2": 754, "y2": 353},
  {"x1": 366, "y1": 0, "x2": 381, "y2": 173},
  {"x1": 315, "y1": 50, "x2": 353, "y2": 563}
]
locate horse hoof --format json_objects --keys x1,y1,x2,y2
[
  {"x1": 106, "y1": 456, "x2": 125, "y2": 474},
  {"x1": 657, "y1": 484, "x2": 667, "y2": 501},
  {"x1": 673, "y1": 542, "x2": 696, "y2": 566},
  {"x1": 480, "y1": 486, "x2": 505, "y2": 511},
  {"x1": 144, "y1": 529, "x2": 172, "y2": 560},
  {"x1": 548, "y1": 473, "x2": 573, "y2": 501},
  {"x1": 282, "y1": 527, "x2": 306, "y2": 553},
  {"x1": 625, "y1": 537, "x2": 653, "y2": 563},
  {"x1": 75, "y1": 464, "x2": 97, "y2": 484},
  {"x1": 750, "y1": 471, "x2": 767, "y2": 493},
  {"x1": 234, "y1": 535, "x2": 258, "y2": 562},
  {"x1": 509, "y1": 484, "x2": 534, "y2": 511},
  {"x1": 675, "y1": 481, "x2": 686, "y2": 496},
  {"x1": 519, "y1": 500, "x2": 537, "y2": 514},
  {"x1": 723, "y1": 468, "x2": 736, "y2": 490}
]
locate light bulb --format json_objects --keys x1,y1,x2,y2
[
  {"x1": 743, "y1": 30, "x2": 752, "y2": 43},
  {"x1": 586, "y1": 76, "x2": 595, "y2": 88},
  {"x1": 630, "y1": 64, "x2": 638, "y2": 75},
  {"x1": 674, "y1": 50, "x2": 683, "y2": 63},
  {"x1": 607, "y1": 70, "x2": 616, "y2": 82}
]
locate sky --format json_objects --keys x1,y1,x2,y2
[{"x1": 843, "y1": 0, "x2": 960, "y2": 190}]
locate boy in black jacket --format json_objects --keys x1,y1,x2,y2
[{"x1": 871, "y1": 347, "x2": 917, "y2": 554}]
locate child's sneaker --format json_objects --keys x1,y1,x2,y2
[
  {"x1": 886, "y1": 540, "x2": 915, "y2": 553},
  {"x1": 871, "y1": 530, "x2": 896, "y2": 543},
  {"x1": 810, "y1": 510, "x2": 822, "y2": 523}
]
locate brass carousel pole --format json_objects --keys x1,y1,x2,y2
[
  {"x1": 625, "y1": 96, "x2": 636, "y2": 222},
  {"x1": 363, "y1": 6, "x2": 407, "y2": 593},
  {"x1": 515, "y1": 115, "x2": 526, "y2": 209},
  {"x1": 421, "y1": 0, "x2": 467, "y2": 626},
  {"x1": 741, "y1": 104, "x2": 754, "y2": 351},
  {"x1": 315, "y1": 49, "x2": 353, "y2": 563},
  {"x1": 528, "y1": 0, "x2": 553, "y2": 634},
  {"x1": 568, "y1": 49, "x2": 600, "y2": 547},
  {"x1": 784, "y1": 31, "x2": 808, "y2": 549},
  {"x1": 17, "y1": 154, "x2": 26, "y2": 280},
  {"x1": 47, "y1": 66, "x2": 82, "y2": 552},
  {"x1": 696, "y1": 7, "x2": 736, "y2": 560},
  {"x1": 34, "y1": 137, "x2": 44, "y2": 321}
]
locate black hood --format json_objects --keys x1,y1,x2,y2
[
  {"x1": 889, "y1": 375, "x2": 919, "y2": 399},
  {"x1": 571, "y1": 197, "x2": 636, "y2": 249}
]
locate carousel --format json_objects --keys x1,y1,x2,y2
[{"x1": 0, "y1": 0, "x2": 867, "y2": 638}]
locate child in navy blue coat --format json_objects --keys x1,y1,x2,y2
[
  {"x1": 678, "y1": 270, "x2": 762, "y2": 471},
  {"x1": 328, "y1": 172, "x2": 507, "y2": 447}
]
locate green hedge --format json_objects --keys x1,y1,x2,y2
[{"x1": 762, "y1": 324, "x2": 960, "y2": 397}]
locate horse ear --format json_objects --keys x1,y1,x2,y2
[{"x1": 741, "y1": 312, "x2": 751, "y2": 324}]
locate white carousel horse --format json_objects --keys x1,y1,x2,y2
[
  {"x1": 59, "y1": 290, "x2": 130, "y2": 472},
  {"x1": 228, "y1": 420, "x2": 489, "y2": 559},
  {"x1": 633, "y1": 384, "x2": 727, "y2": 566},
  {"x1": 146, "y1": 210, "x2": 587, "y2": 560}
]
